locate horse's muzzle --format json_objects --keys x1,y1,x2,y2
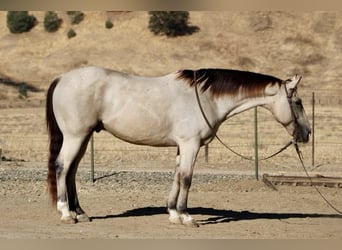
[{"x1": 294, "y1": 127, "x2": 311, "y2": 143}]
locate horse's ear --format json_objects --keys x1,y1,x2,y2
[
  {"x1": 285, "y1": 75, "x2": 302, "y2": 97},
  {"x1": 285, "y1": 74, "x2": 302, "y2": 90}
]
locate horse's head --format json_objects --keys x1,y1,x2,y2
[{"x1": 268, "y1": 75, "x2": 311, "y2": 143}]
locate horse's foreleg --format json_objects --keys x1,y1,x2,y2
[
  {"x1": 167, "y1": 148, "x2": 182, "y2": 224},
  {"x1": 169, "y1": 142, "x2": 200, "y2": 227}
]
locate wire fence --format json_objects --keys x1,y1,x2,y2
[
  {"x1": 0, "y1": 89, "x2": 341, "y2": 177},
  {"x1": 85, "y1": 90, "x2": 342, "y2": 173}
]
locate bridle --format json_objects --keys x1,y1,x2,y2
[{"x1": 284, "y1": 77, "x2": 302, "y2": 141}]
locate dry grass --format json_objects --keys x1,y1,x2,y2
[{"x1": 1, "y1": 11, "x2": 342, "y2": 89}]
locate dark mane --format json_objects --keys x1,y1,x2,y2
[{"x1": 177, "y1": 68, "x2": 283, "y2": 98}]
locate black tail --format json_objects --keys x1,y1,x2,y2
[{"x1": 46, "y1": 78, "x2": 62, "y2": 205}]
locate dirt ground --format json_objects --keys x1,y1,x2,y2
[{"x1": 0, "y1": 162, "x2": 341, "y2": 239}]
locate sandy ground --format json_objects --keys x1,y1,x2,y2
[{"x1": 0, "y1": 162, "x2": 341, "y2": 239}]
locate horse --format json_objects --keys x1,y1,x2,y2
[{"x1": 46, "y1": 66, "x2": 311, "y2": 226}]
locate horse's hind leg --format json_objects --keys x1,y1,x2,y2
[
  {"x1": 56, "y1": 134, "x2": 89, "y2": 223},
  {"x1": 67, "y1": 168, "x2": 90, "y2": 222},
  {"x1": 66, "y1": 133, "x2": 92, "y2": 222}
]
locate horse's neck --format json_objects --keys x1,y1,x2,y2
[{"x1": 215, "y1": 94, "x2": 275, "y2": 121}]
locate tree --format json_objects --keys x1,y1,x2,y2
[
  {"x1": 105, "y1": 19, "x2": 114, "y2": 29},
  {"x1": 7, "y1": 11, "x2": 37, "y2": 34},
  {"x1": 67, "y1": 28, "x2": 77, "y2": 39},
  {"x1": 67, "y1": 11, "x2": 85, "y2": 25},
  {"x1": 44, "y1": 11, "x2": 62, "y2": 32},
  {"x1": 148, "y1": 11, "x2": 199, "y2": 37}
]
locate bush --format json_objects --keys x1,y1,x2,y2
[
  {"x1": 7, "y1": 11, "x2": 37, "y2": 34},
  {"x1": 18, "y1": 83, "x2": 28, "y2": 99},
  {"x1": 44, "y1": 11, "x2": 62, "y2": 32},
  {"x1": 148, "y1": 11, "x2": 199, "y2": 37},
  {"x1": 67, "y1": 28, "x2": 76, "y2": 39},
  {"x1": 67, "y1": 11, "x2": 85, "y2": 25},
  {"x1": 105, "y1": 19, "x2": 113, "y2": 29}
]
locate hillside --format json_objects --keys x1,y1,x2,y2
[{"x1": 0, "y1": 11, "x2": 341, "y2": 107}]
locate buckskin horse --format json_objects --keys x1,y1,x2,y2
[{"x1": 46, "y1": 67, "x2": 311, "y2": 226}]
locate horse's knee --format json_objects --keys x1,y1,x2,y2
[
  {"x1": 180, "y1": 173, "x2": 192, "y2": 189},
  {"x1": 56, "y1": 161, "x2": 64, "y2": 178}
]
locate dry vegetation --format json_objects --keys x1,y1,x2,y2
[
  {"x1": 1, "y1": 11, "x2": 342, "y2": 89},
  {"x1": 0, "y1": 11, "x2": 341, "y2": 239}
]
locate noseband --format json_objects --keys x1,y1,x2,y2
[{"x1": 284, "y1": 77, "x2": 305, "y2": 143}]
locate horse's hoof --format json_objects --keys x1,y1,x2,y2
[
  {"x1": 61, "y1": 216, "x2": 76, "y2": 224},
  {"x1": 169, "y1": 210, "x2": 182, "y2": 224},
  {"x1": 76, "y1": 213, "x2": 91, "y2": 222},
  {"x1": 168, "y1": 209, "x2": 182, "y2": 225},
  {"x1": 183, "y1": 219, "x2": 200, "y2": 228},
  {"x1": 169, "y1": 216, "x2": 182, "y2": 225},
  {"x1": 180, "y1": 213, "x2": 200, "y2": 227}
]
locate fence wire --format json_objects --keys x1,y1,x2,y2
[{"x1": 0, "y1": 90, "x2": 341, "y2": 175}]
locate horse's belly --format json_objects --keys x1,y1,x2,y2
[
  {"x1": 102, "y1": 109, "x2": 176, "y2": 147},
  {"x1": 104, "y1": 124, "x2": 176, "y2": 146}
]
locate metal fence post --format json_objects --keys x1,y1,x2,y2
[
  {"x1": 90, "y1": 133, "x2": 95, "y2": 182},
  {"x1": 312, "y1": 92, "x2": 315, "y2": 167},
  {"x1": 254, "y1": 107, "x2": 259, "y2": 180}
]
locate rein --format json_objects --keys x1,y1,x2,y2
[
  {"x1": 284, "y1": 78, "x2": 341, "y2": 215},
  {"x1": 293, "y1": 142, "x2": 342, "y2": 215},
  {"x1": 193, "y1": 72, "x2": 292, "y2": 161}
]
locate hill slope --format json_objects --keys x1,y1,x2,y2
[{"x1": 0, "y1": 11, "x2": 341, "y2": 106}]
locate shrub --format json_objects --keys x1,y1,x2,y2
[
  {"x1": 105, "y1": 19, "x2": 113, "y2": 29},
  {"x1": 67, "y1": 28, "x2": 76, "y2": 39},
  {"x1": 7, "y1": 11, "x2": 37, "y2": 34},
  {"x1": 67, "y1": 11, "x2": 85, "y2": 25},
  {"x1": 18, "y1": 83, "x2": 28, "y2": 99},
  {"x1": 44, "y1": 11, "x2": 62, "y2": 32},
  {"x1": 148, "y1": 11, "x2": 199, "y2": 37}
]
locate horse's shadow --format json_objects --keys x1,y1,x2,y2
[{"x1": 90, "y1": 206, "x2": 342, "y2": 225}]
